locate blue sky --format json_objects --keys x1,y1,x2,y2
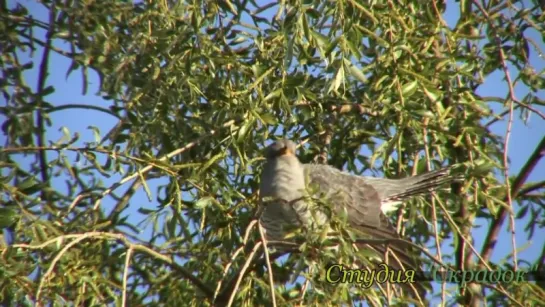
[{"x1": 2, "y1": 0, "x2": 544, "y2": 303}]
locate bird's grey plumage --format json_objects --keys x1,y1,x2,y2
[
  {"x1": 259, "y1": 140, "x2": 456, "y2": 241},
  {"x1": 259, "y1": 139, "x2": 328, "y2": 241},
  {"x1": 259, "y1": 139, "x2": 457, "y2": 297},
  {"x1": 302, "y1": 164, "x2": 454, "y2": 271}
]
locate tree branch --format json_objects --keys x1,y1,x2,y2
[
  {"x1": 34, "y1": 1, "x2": 57, "y2": 198},
  {"x1": 480, "y1": 135, "x2": 545, "y2": 265},
  {"x1": 7, "y1": 231, "x2": 217, "y2": 301}
]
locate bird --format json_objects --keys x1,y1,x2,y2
[{"x1": 259, "y1": 138, "x2": 458, "y2": 299}]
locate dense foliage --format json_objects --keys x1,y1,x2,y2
[{"x1": 1, "y1": 0, "x2": 544, "y2": 306}]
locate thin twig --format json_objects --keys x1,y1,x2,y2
[
  {"x1": 422, "y1": 117, "x2": 446, "y2": 304},
  {"x1": 481, "y1": 284, "x2": 525, "y2": 307},
  {"x1": 433, "y1": 196, "x2": 492, "y2": 270},
  {"x1": 517, "y1": 180, "x2": 545, "y2": 196},
  {"x1": 258, "y1": 223, "x2": 277, "y2": 307},
  {"x1": 481, "y1": 137, "x2": 545, "y2": 268},
  {"x1": 244, "y1": 219, "x2": 258, "y2": 245},
  {"x1": 226, "y1": 241, "x2": 263, "y2": 307},
  {"x1": 385, "y1": 246, "x2": 424, "y2": 304},
  {"x1": 122, "y1": 247, "x2": 133, "y2": 307},
  {"x1": 213, "y1": 246, "x2": 244, "y2": 301},
  {"x1": 484, "y1": 100, "x2": 545, "y2": 128},
  {"x1": 498, "y1": 49, "x2": 518, "y2": 271},
  {"x1": 213, "y1": 219, "x2": 258, "y2": 302},
  {"x1": 297, "y1": 275, "x2": 310, "y2": 306},
  {"x1": 46, "y1": 103, "x2": 122, "y2": 118},
  {"x1": 1, "y1": 145, "x2": 179, "y2": 213},
  {"x1": 10, "y1": 231, "x2": 216, "y2": 302},
  {"x1": 484, "y1": 9, "x2": 521, "y2": 271},
  {"x1": 35, "y1": 234, "x2": 90, "y2": 303},
  {"x1": 470, "y1": 0, "x2": 545, "y2": 274},
  {"x1": 480, "y1": 134, "x2": 545, "y2": 264},
  {"x1": 92, "y1": 120, "x2": 236, "y2": 209},
  {"x1": 18, "y1": 31, "x2": 75, "y2": 57},
  {"x1": 1, "y1": 146, "x2": 177, "y2": 178},
  {"x1": 432, "y1": 195, "x2": 515, "y2": 303}
]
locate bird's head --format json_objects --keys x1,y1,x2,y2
[{"x1": 264, "y1": 139, "x2": 297, "y2": 159}]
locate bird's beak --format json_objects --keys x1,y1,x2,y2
[{"x1": 278, "y1": 146, "x2": 294, "y2": 156}]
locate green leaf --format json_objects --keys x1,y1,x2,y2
[
  {"x1": 401, "y1": 80, "x2": 418, "y2": 97},
  {"x1": 264, "y1": 88, "x2": 282, "y2": 102},
  {"x1": 166, "y1": 215, "x2": 177, "y2": 238},
  {"x1": 516, "y1": 205, "x2": 529, "y2": 219},
  {"x1": 344, "y1": 59, "x2": 367, "y2": 84},
  {"x1": 414, "y1": 109, "x2": 435, "y2": 118},
  {"x1": 194, "y1": 196, "x2": 214, "y2": 209},
  {"x1": 236, "y1": 119, "x2": 254, "y2": 143},
  {"x1": 87, "y1": 126, "x2": 101, "y2": 143},
  {"x1": 137, "y1": 168, "x2": 152, "y2": 202},
  {"x1": 422, "y1": 85, "x2": 442, "y2": 102},
  {"x1": 472, "y1": 159, "x2": 495, "y2": 176},
  {"x1": 344, "y1": 39, "x2": 362, "y2": 59},
  {"x1": 301, "y1": 14, "x2": 310, "y2": 40},
  {"x1": 200, "y1": 152, "x2": 226, "y2": 172},
  {"x1": 311, "y1": 30, "x2": 329, "y2": 49},
  {"x1": 329, "y1": 65, "x2": 344, "y2": 93},
  {"x1": 0, "y1": 208, "x2": 17, "y2": 229},
  {"x1": 285, "y1": 36, "x2": 294, "y2": 68},
  {"x1": 259, "y1": 113, "x2": 278, "y2": 125},
  {"x1": 40, "y1": 86, "x2": 55, "y2": 96},
  {"x1": 18, "y1": 177, "x2": 40, "y2": 194}
]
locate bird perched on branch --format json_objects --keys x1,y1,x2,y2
[{"x1": 259, "y1": 139, "x2": 459, "y2": 299}]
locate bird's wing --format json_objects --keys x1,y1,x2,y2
[
  {"x1": 303, "y1": 164, "x2": 387, "y2": 234},
  {"x1": 303, "y1": 164, "x2": 417, "y2": 267},
  {"x1": 303, "y1": 163, "x2": 429, "y2": 298}
]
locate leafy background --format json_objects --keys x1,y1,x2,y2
[{"x1": 1, "y1": 0, "x2": 544, "y2": 306}]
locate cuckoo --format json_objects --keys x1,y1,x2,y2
[{"x1": 259, "y1": 139, "x2": 458, "y2": 297}]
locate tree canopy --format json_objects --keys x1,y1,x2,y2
[{"x1": 1, "y1": 0, "x2": 545, "y2": 306}]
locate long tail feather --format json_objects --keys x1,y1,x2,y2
[{"x1": 375, "y1": 166, "x2": 460, "y2": 202}]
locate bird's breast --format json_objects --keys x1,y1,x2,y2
[{"x1": 260, "y1": 157, "x2": 306, "y2": 201}]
